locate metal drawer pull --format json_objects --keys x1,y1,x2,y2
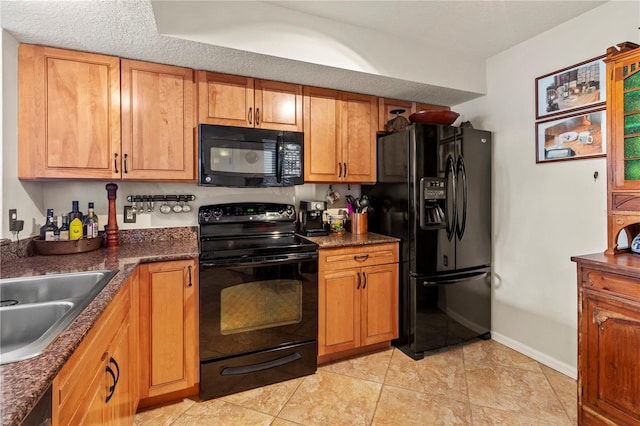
[
  {"x1": 123, "y1": 153, "x2": 128, "y2": 174},
  {"x1": 357, "y1": 272, "x2": 361, "y2": 290},
  {"x1": 256, "y1": 108, "x2": 260, "y2": 125},
  {"x1": 187, "y1": 265, "x2": 192, "y2": 287},
  {"x1": 362, "y1": 272, "x2": 367, "y2": 289},
  {"x1": 105, "y1": 357, "x2": 120, "y2": 402},
  {"x1": 354, "y1": 255, "x2": 369, "y2": 262},
  {"x1": 248, "y1": 107, "x2": 253, "y2": 124},
  {"x1": 113, "y1": 153, "x2": 119, "y2": 173}
]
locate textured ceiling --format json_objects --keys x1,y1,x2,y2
[{"x1": 1, "y1": 0, "x2": 607, "y2": 106}]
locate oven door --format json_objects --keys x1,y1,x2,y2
[{"x1": 199, "y1": 253, "x2": 318, "y2": 362}]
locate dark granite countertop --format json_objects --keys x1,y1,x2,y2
[
  {"x1": 302, "y1": 231, "x2": 400, "y2": 249},
  {"x1": 0, "y1": 230, "x2": 199, "y2": 426}
]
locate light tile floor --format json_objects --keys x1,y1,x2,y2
[{"x1": 134, "y1": 339, "x2": 577, "y2": 425}]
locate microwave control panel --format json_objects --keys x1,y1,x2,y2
[{"x1": 282, "y1": 144, "x2": 302, "y2": 177}]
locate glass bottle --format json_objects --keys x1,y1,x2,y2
[
  {"x1": 39, "y1": 209, "x2": 58, "y2": 241},
  {"x1": 83, "y1": 202, "x2": 99, "y2": 238},
  {"x1": 58, "y1": 214, "x2": 70, "y2": 241},
  {"x1": 68, "y1": 201, "x2": 84, "y2": 241}
]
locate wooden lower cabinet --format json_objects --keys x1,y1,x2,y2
[
  {"x1": 138, "y1": 259, "x2": 199, "y2": 403},
  {"x1": 573, "y1": 254, "x2": 640, "y2": 425},
  {"x1": 318, "y1": 243, "x2": 399, "y2": 362},
  {"x1": 52, "y1": 276, "x2": 134, "y2": 425}
]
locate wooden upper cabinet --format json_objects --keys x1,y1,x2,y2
[
  {"x1": 604, "y1": 43, "x2": 640, "y2": 253},
  {"x1": 378, "y1": 98, "x2": 450, "y2": 132},
  {"x1": 121, "y1": 59, "x2": 196, "y2": 181},
  {"x1": 18, "y1": 44, "x2": 121, "y2": 179},
  {"x1": 304, "y1": 87, "x2": 377, "y2": 183},
  {"x1": 342, "y1": 92, "x2": 377, "y2": 183},
  {"x1": 253, "y1": 79, "x2": 303, "y2": 131},
  {"x1": 303, "y1": 86, "x2": 341, "y2": 182},
  {"x1": 198, "y1": 71, "x2": 303, "y2": 131}
]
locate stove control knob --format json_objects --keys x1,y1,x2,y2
[
  {"x1": 285, "y1": 207, "x2": 295, "y2": 217},
  {"x1": 212, "y1": 208, "x2": 223, "y2": 219},
  {"x1": 201, "y1": 210, "x2": 212, "y2": 221}
]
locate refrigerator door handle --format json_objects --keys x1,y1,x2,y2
[
  {"x1": 445, "y1": 155, "x2": 457, "y2": 241},
  {"x1": 456, "y1": 155, "x2": 468, "y2": 240},
  {"x1": 421, "y1": 271, "x2": 488, "y2": 286}
]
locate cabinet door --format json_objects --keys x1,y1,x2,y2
[
  {"x1": 18, "y1": 44, "x2": 121, "y2": 179},
  {"x1": 254, "y1": 79, "x2": 303, "y2": 131},
  {"x1": 318, "y1": 268, "x2": 360, "y2": 355},
  {"x1": 139, "y1": 259, "x2": 198, "y2": 398},
  {"x1": 361, "y1": 264, "x2": 399, "y2": 346},
  {"x1": 121, "y1": 59, "x2": 196, "y2": 181},
  {"x1": 609, "y1": 51, "x2": 640, "y2": 193},
  {"x1": 303, "y1": 86, "x2": 342, "y2": 182},
  {"x1": 581, "y1": 291, "x2": 640, "y2": 424},
  {"x1": 197, "y1": 71, "x2": 254, "y2": 127},
  {"x1": 341, "y1": 92, "x2": 377, "y2": 183}
]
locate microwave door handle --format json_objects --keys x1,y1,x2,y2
[{"x1": 276, "y1": 135, "x2": 283, "y2": 183}]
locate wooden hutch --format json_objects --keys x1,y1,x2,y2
[{"x1": 572, "y1": 42, "x2": 640, "y2": 425}]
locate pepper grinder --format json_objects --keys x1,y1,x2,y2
[{"x1": 105, "y1": 183, "x2": 119, "y2": 248}]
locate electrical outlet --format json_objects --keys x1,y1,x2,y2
[
  {"x1": 124, "y1": 205, "x2": 136, "y2": 223},
  {"x1": 8, "y1": 209, "x2": 18, "y2": 232}
]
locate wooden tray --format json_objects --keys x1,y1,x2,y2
[{"x1": 32, "y1": 237, "x2": 103, "y2": 255}]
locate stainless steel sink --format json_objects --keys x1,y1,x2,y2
[{"x1": 0, "y1": 270, "x2": 118, "y2": 364}]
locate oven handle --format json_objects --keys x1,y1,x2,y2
[
  {"x1": 220, "y1": 352, "x2": 302, "y2": 376},
  {"x1": 199, "y1": 252, "x2": 318, "y2": 269}
]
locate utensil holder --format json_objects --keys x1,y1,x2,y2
[{"x1": 350, "y1": 213, "x2": 368, "y2": 234}]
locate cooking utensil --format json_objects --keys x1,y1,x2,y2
[
  {"x1": 409, "y1": 110, "x2": 460, "y2": 125},
  {"x1": 358, "y1": 195, "x2": 370, "y2": 211}
]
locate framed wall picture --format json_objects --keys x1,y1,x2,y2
[
  {"x1": 535, "y1": 55, "x2": 606, "y2": 120},
  {"x1": 536, "y1": 108, "x2": 606, "y2": 163}
]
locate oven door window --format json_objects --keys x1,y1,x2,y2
[
  {"x1": 208, "y1": 139, "x2": 276, "y2": 177},
  {"x1": 220, "y1": 279, "x2": 302, "y2": 335}
]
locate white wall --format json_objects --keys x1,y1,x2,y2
[
  {"x1": 454, "y1": 1, "x2": 640, "y2": 378},
  {"x1": 2, "y1": 30, "x2": 44, "y2": 239}
]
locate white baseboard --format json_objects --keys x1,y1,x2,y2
[{"x1": 490, "y1": 331, "x2": 577, "y2": 380}]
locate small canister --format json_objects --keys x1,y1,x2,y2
[{"x1": 328, "y1": 214, "x2": 345, "y2": 234}]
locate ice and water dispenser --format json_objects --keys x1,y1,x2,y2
[{"x1": 420, "y1": 177, "x2": 447, "y2": 229}]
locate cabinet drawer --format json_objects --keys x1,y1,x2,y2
[
  {"x1": 319, "y1": 243, "x2": 398, "y2": 271},
  {"x1": 583, "y1": 269, "x2": 640, "y2": 301}
]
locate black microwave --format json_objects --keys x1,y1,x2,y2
[{"x1": 198, "y1": 124, "x2": 304, "y2": 187}]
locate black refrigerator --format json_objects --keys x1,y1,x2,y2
[{"x1": 362, "y1": 123, "x2": 491, "y2": 359}]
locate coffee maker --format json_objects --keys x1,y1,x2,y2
[{"x1": 299, "y1": 200, "x2": 329, "y2": 236}]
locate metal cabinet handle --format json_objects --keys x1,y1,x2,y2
[
  {"x1": 113, "y1": 153, "x2": 119, "y2": 173},
  {"x1": 344, "y1": 162, "x2": 348, "y2": 178},
  {"x1": 338, "y1": 162, "x2": 343, "y2": 178},
  {"x1": 356, "y1": 272, "x2": 361, "y2": 290},
  {"x1": 256, "y1": 108, "x2": 260, "y2": 125},
  {"x1": 123, "y1": 153, "x2": 128, "y2": 174},
  {"x1": 187, "y1": 265, "x2": 192, "y2": 287},
  {"x1": 354, "y1": 254, "x2": 369, "y2": 262},
  {"x1": 105, "y1": 357, "x2": 119, "y2": 402},
  {"x1": 248, "y1": 107, "x2": 253, "y2": 125},
  {"x1": 362, "y1": 272, "x2": 367, "y2": 289}
]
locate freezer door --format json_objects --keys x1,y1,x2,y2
[
  {"x1": 455, "y1": 129, "x2": 492, "y2": 270},
  {"x1": 408, "y1": 268, "x2": 491, "y2": 355}
]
